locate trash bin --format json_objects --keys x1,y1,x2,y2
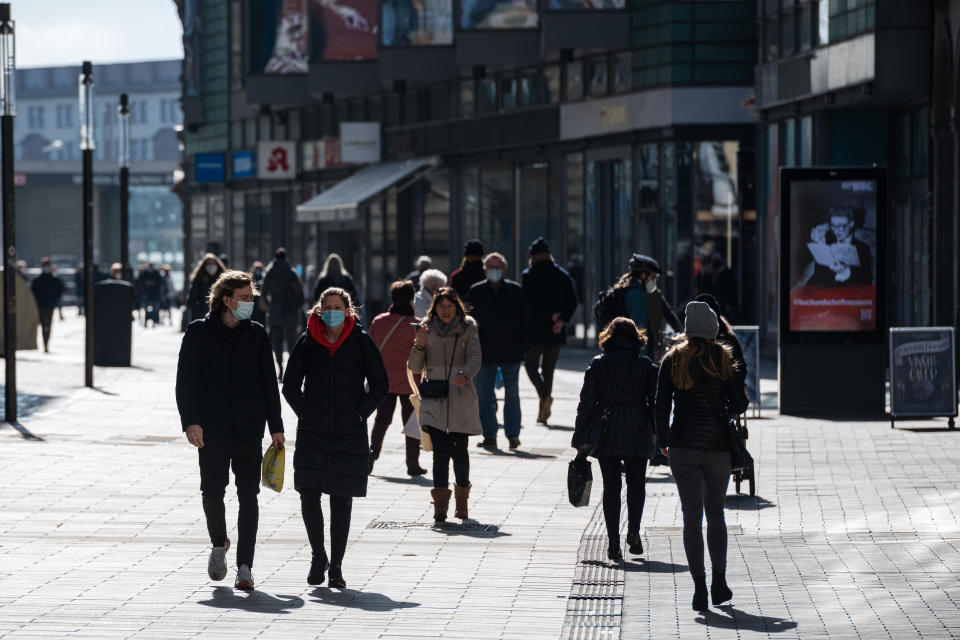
[{"x1": 94, "y1": 280, "x2": 134, "y2": 366}]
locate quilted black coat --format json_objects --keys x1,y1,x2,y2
[{"x1": 572, "y1": 336, "x2": 659, "y2": 459}]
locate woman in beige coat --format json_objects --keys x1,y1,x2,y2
[{"x1": 408, "y1": 287, "x2": 482, "y2": 522}]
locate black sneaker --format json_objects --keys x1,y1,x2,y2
[
  {"x1": 308, "y1": 554, "x2": 329, "y2": 586},
  {"x1": 476, "y1": 438, "x2": 497, "y2": 449},
  {"x1": 328, "y1": 565, "x2": 346, "y2": 589},
  {"x1": 626, "y1": 533, "x2": 643, "y2": 555}
]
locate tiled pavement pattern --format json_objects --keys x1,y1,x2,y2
[{"x1": 0, "y1": 314, "x2": 959, "y2": 638}]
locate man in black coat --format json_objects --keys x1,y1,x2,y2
[
  {"x1": 521, "y1": 237, "x2": 578, "y2": 425},
  {"x1": 135, "y1": 262, "x2": 165, "y2": 328},
  {"x1": 176, "y1": 270, "x2": 284, "y2": 592},
  {"x1": 468, "y1": 252, "x2": 527, "y2": 450},
  {"x1": 30, "y1": 258, "x2": 65, "y2": 353},
  {"x1": 262, "y1": 247, "x2": 304, "y2": 380}
]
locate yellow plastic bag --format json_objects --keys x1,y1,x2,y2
[{"x1": 261, "y1": 444, "x2": 285, "y2": 492}]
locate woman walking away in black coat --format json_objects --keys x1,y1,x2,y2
[
  {"x1": 572, "y1": 317, "x2": 658, "y2": 561},
  {"x1": 654, "y1": 301, "x2": 749, "y2": 612},
  {"x1": 282, "y1": 287, "x2": 388, "y2": 589}
]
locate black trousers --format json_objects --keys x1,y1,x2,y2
[
  {"x1": 299, "y1": 489, "x2": 353, "y2": 568},
  {"x1": 597, "y1": 456, "x2": 648, "y2": 544},
  {"x1": 669, "y1": 447, "x2": 731, "y2": 578},
  {"x1": 198, "y1": 439, "x2": 262, "y2": 568},
  {"x1": 524, "y1": 344, "x2": 561, "y2": 400},
  {"x1": 371, "y1": 393, "x2": 421, "y2": 469},
  {"x1": 270, "y1": 323, "x2": 299, "y2": 364},
  {"x1": 424, "y1": 426, "x2": 469, "y2": 489},
  {"x1": 38, "y1": 306, "x2": 55, "y2": 350}
]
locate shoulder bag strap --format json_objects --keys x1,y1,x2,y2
[
  {"x1": 379, "y1": 316, "x2": 406, "y2": 351},
  {"x1": 446, "y1": 334, "x2": 460, "y2": 381}
]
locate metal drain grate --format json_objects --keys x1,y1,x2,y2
[
  {"x1": 367, "y1": 520, "x2": 500, "y2": 533},
  {"x1": 644, "y1": 524, "x2": 743, "y2": 536}
]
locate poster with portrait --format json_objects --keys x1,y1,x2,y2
[
  {"x1": 382, "y1": 0, "x2": 454, "y2": 45},
  {"x1": 786, "y1": 178, "x2": 879, "y2": 332},
  {"x1": 890, "y1": 328, "x2": 957, "y2": 418},
  {"x1": 459, "y1": 0, "x2": 538, "y2": 29},
  {"x1": 311, "y1": 0, "x2": 379, "y2": 60},
  {"x1": 546, "y1": 0, "x2": 624, "y2": 9},
  {"x1": 250, "y1": 0, "x2": 310, "y2": 74}
]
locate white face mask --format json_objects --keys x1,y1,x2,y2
[
  {"x1": 486, "y1": 268, "x2": 502, "y2": 283},
  {"x1": 231, "y1": 300, "x2": 254, "y2": 321},
  {"x1": 205, "y1": 264, "x2": 218, "y2": 276},
  {"x1": 645, "y1": 278, "x2": 658, "y2": 294}
]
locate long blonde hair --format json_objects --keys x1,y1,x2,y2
[
  {"x1": 309, "y1": 287, "x2": 360, "y2": 320},
  {"x1": 665, "y1": 336, "x2": 736, "y2": 390}
]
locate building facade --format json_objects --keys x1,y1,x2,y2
[
  {"x1": 179, "y1": 0, "x2": 758, "y2": 341},
  {"x1": 14, "y1": 60, "x2": 185, "y2": 286}
]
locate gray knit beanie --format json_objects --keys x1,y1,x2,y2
[{"x1": 684, "y1": 301, "x2": 719, "y2": 340}]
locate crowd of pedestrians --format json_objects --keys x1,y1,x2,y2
[{"x1": 171, "y1": 241, "x2": 748, "y2": 617}]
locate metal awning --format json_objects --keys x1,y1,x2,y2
[{"x1": 295, "y1": 156, "x2": 440, "y2": 223}]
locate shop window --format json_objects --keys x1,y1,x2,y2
[
  {"x1": 782, "y1": 11, "x2": 795, "y2": 57},
  {"x1": 423, "y1": 171, "x2": 451, "y2": 274},
  {"x1": 463, "y1": 166, "x2": 480, "y2": 240},
  {"x1": 586, "y1": 56, "x2": 608, "y2": 98},
  {"x1": 519, "y1": 163, "x2": 550, "y2": 271},
  {"x1": 459, "y1": 79, "x2": 475, "y2": 117},
  {"x1": 799, "y1": 5, "x2": 812, "y2": 51},
  {"x1": 543, "y1": 65, "x2": 561, "y2": 104},
  {"x1": 637, "y1": 143, "x2": 659, "y2": 211},
  {"x1": 565, "y1": 60, "x2": 584, "y2": 102},
  {"x1": 480, "y1": 164, "x2": 513, "y2": 262},
  {"x1": 800, "y1": 116, "x2": 813, "y2": 166},
  {"x1": 478, "y1": 77, "x2": 497, "y2": 114},
  {"x1": 565, "y1": 153, "x2": 586, "y2": 341},
  {"x1": 501, "y1": 75, "x2": 518, "y2": 110},
  {"x1": 612, "y1": 53, "x2": 631, "y2": 94},
  {"x1": 519, "y1": 70, "x2": 540, "y2": 108},
  {"x1": 765, "y1": 17, "x2": 779, "y2": 62}
]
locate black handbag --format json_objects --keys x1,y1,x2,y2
[
  {"x1": 419, "y1": 334, "x2": 459, "y2": 399},
  {"x1": 567, "y1": 455, "x2": 593, "y2": 507},
  {"x1": 705, "y1": 388, "x2": 752, "y2": 472}
]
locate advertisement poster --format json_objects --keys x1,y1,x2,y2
[
  {"x1": 312, "y1": 0, "x2": 378, "y2": 60},
  {"x1": 546, "y1": 0, "x2": 624, "y2": 8},
  {"x1": 382, "y1": 0, "x2": 453, "y2": 45},
  {"x1": 890, "y1": 328, "x2": 957, "y2": 418},
  {"x1": 459, "y1": 0, "x2": 537, "y2": 29},
  {"x1": 787, "y1": 179, "x2": 878, "y2": 332}
]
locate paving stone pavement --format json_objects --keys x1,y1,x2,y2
[{"x1": 0, "y1": 313, "x2": 958, "y2": 639}]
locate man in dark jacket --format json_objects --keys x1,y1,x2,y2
[
  {"x1": 521, "y1": 237, "x2": 578, "y2": 425},
  {"x1": 176, "y1": 270, "x2": 284, "y2": 592},
  {"x1": 30, "y1": 258, "x2": 65, "y2": 353},
  {"x1": 468, "y1": 252, "x2": 526, "y2": 450},
  {"x1": 449, "y1": 239, "x2": 485, "y2": 299},
  {"x1": 261, "y1": 247, "x2": 304, "y2": 381},
  {"x1": 135, "y1": 262, "x2": 165, "y2": 328}
]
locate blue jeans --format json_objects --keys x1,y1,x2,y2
[{"x1": 474, "y1": 363, "x2": 522, "y2": 439}]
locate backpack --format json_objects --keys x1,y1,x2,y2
[
  {"x1": 282, "y1": 274, "x2": 305, "y2": 314},
  {"x1": 593, "y1": 286, "x2": 624, "y2": 330}
]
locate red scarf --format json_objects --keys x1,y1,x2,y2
[{"x1": 307, "y1": 312, "x2": 355, "y2": 356}]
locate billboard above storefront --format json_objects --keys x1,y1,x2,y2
[
  {"x1": 195, "y1": 153, "x2": 225, "y2": 183},
  {"x1": 382, "y1": 0, "x2": 453, "y2": 45},
  {"x1": 302, "y1": 138, "x2": 345, "y2": 171},
  {"x1": 340, "y1": 123, "x2": 381, "y2": 164},
  {"x1": 459, "y1": 0, "x2": 537, "y2": 29},
  {"x1": 314, "y1": 0, "x2": 378, "y2": 60},
  {"x1": 257, "y1": 141, "x2": 297, "y2": 179}
]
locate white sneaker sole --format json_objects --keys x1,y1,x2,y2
[{"x1": 208, "y1": 538, "x2": 230, "y2": 581}]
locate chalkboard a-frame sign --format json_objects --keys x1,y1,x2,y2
[{"x1": 889, "y1": 327, "x2": 958, "y2": 429}]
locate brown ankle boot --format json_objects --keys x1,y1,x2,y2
[
  {"x1": 454, "y1": 483, "x2": 471, "y2": 519},
  {"x1": 431, "y1": 487, "x2": 452, "y2": 522}
]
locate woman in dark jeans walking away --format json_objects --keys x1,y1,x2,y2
[
  {"x1": 407, "y1": 288, "x2": 482, "y2": 522},
  {"x1": 369, "y1": 280, "x2": 427, "y2": 476},
  {"x1": 655, "y1": 301, "x2": 748, "y2": 612},
  {"x1": 282, "y1": 287, "x2": 388, "y2": 588},
  {"x1": 572, "y1": 317, "x2": 658, "y2": 560}
]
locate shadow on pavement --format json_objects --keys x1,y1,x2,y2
[
  {"x1": 4, "y1": 420, "x2": 45, "y2": 441},
  {"x1": 697, "y1": 605, "x2": 798, "y2": 633},
  {"x1": 310, "y1": 588, "x2": 420, "y2": 611},
  {"x1": 431, "y1": 521, "x2": 510, "y2": 538},
  {"x1": 377, "y1": 475, "x2": 433, "y2": 486},
  {"x1": 198, "y1": 586, "x2": 305, "y2": 614},
  {"x1": 480, "y1": 447, "x2": 557, "y2": 460},
  {"x1": 623, "y1": 559, "x2": 688, "y2": 573},
  {"x1": 0, "y1": 390, "x2": 57, "y2": 423},
  {"x1": 646, "y1": 472, "x2": 673, "y2": 483},
  {"x1": 724, "y1": 495, "x2": 775, "y2": 511},
  {"x1": 543, "y1": 424, "x2": 576, "y2": 432},
  {"x1": 899, "y1": 426, "x2": 959, "y2": 433}
]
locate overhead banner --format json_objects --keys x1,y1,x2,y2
[
  {"x1": 340, "y1": 122, "x2": 380, "y2": 164},
  {"x1": 257, "y1": 141, "x2": 297, "y2": 179},
  {"x1": 382, "y1": 0, "x2": 453, "y2": 45},
  {"x1": 786, "y1": 178, "x2": 879, "y2": 333},
  {"x1": 890, "y1": 327, "x2": 957, "y2": 419},
  {"x1": 459, "y1": 0, "x2": 537, "y2": 29}
]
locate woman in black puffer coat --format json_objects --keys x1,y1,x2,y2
[
  {"x1": 572, "y1": 317, "x2": 658, "y2": 562},
  {"x1": 282, "y1": 287, "x2": 388, "y2": 589}
]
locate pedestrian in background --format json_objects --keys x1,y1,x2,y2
[
  {"x1": 449, "y1": 239, "x2": 485, "y2": 299},
  {"x1": 404, "y1": 255, "x2": 433, "y2": 291},
  {"x1": 176, "y1": 270, "x2": 285, "y2": 592},
  {"x1": 186, "y1": 254, "x2": 226, "y2": 324},
  {"x1": 160, "y1": 264, "x2": 176, "y2": 325},
  {"x1": 467, "y1": 252, "x2": 526, "y2": 450},
  {"x1": 30, "y1": 258, "x2": 64, "y2": 353},
  {"x1": 521, "y1": 237, "x2": 578, "y2": 425},
  {"x1": 369, "y1": 280, "x2": 427, "y2": 476},
  {"x1": 572, "y1": 317, "x2": 658, "y2": 561},
  {"x1": 262, "y1": 248, "x2": 304, "y2": 381},
  {"x1": 654, "y1": 301, "x2": 748, "y2": 612},
  {"x1": 136, "y1": 262, "x2": 164, "y2": 328},
  {"x1": 311, "y1": 253, "x2": 358, "y2": 306},
  {"x1": 413, "y1": 268, "x2": 447, "y2": 319},
  {"x1": 595, "y1": 254, "x2": 682, "y2": 358},
  {"x1": 282, "y1": 287, "x2": 388, "y2": 588},
  {"x1": 695, "y1": 293, "x2": 746, "y2": 387},
  {"x1": 408, "y1": 288, "x2": 482, "y2": 523},
  {"x1": 249, "y1": 261, "x2": 267, "y2": 326}
]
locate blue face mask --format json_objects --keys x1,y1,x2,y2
[
  {"x1": 486, "y1": 268, "x2": 502, "y2": 283},
  {"x1": 231, "y1": 300, "x2": 254, "y2": 321},
  {"x1": 322, "y1": 310, "x2": 345, "y2": 328}
]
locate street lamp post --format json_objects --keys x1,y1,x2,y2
[
  {"x1": 118, "y1": 94, "x2": 129, "y2": 280},
  {"x1": 0, "y1": 3, "x2": 15, "y2": 421},
  {"x1": 79, "y1": 61, "x2": 94, "y2": 388}
]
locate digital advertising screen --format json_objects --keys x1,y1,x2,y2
[
  {"x1": 782, "y1": 169, "x2": 885, "y2": 336},
  {"x1": 311, "y1": 0, "x2": 379, "y2": 60},
  {"x1": 459, "y1": 0, "x2": 538, "y2": 29},
  {"x1": 382, "y1": 0, "x2": 454, "y2": 45}
]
